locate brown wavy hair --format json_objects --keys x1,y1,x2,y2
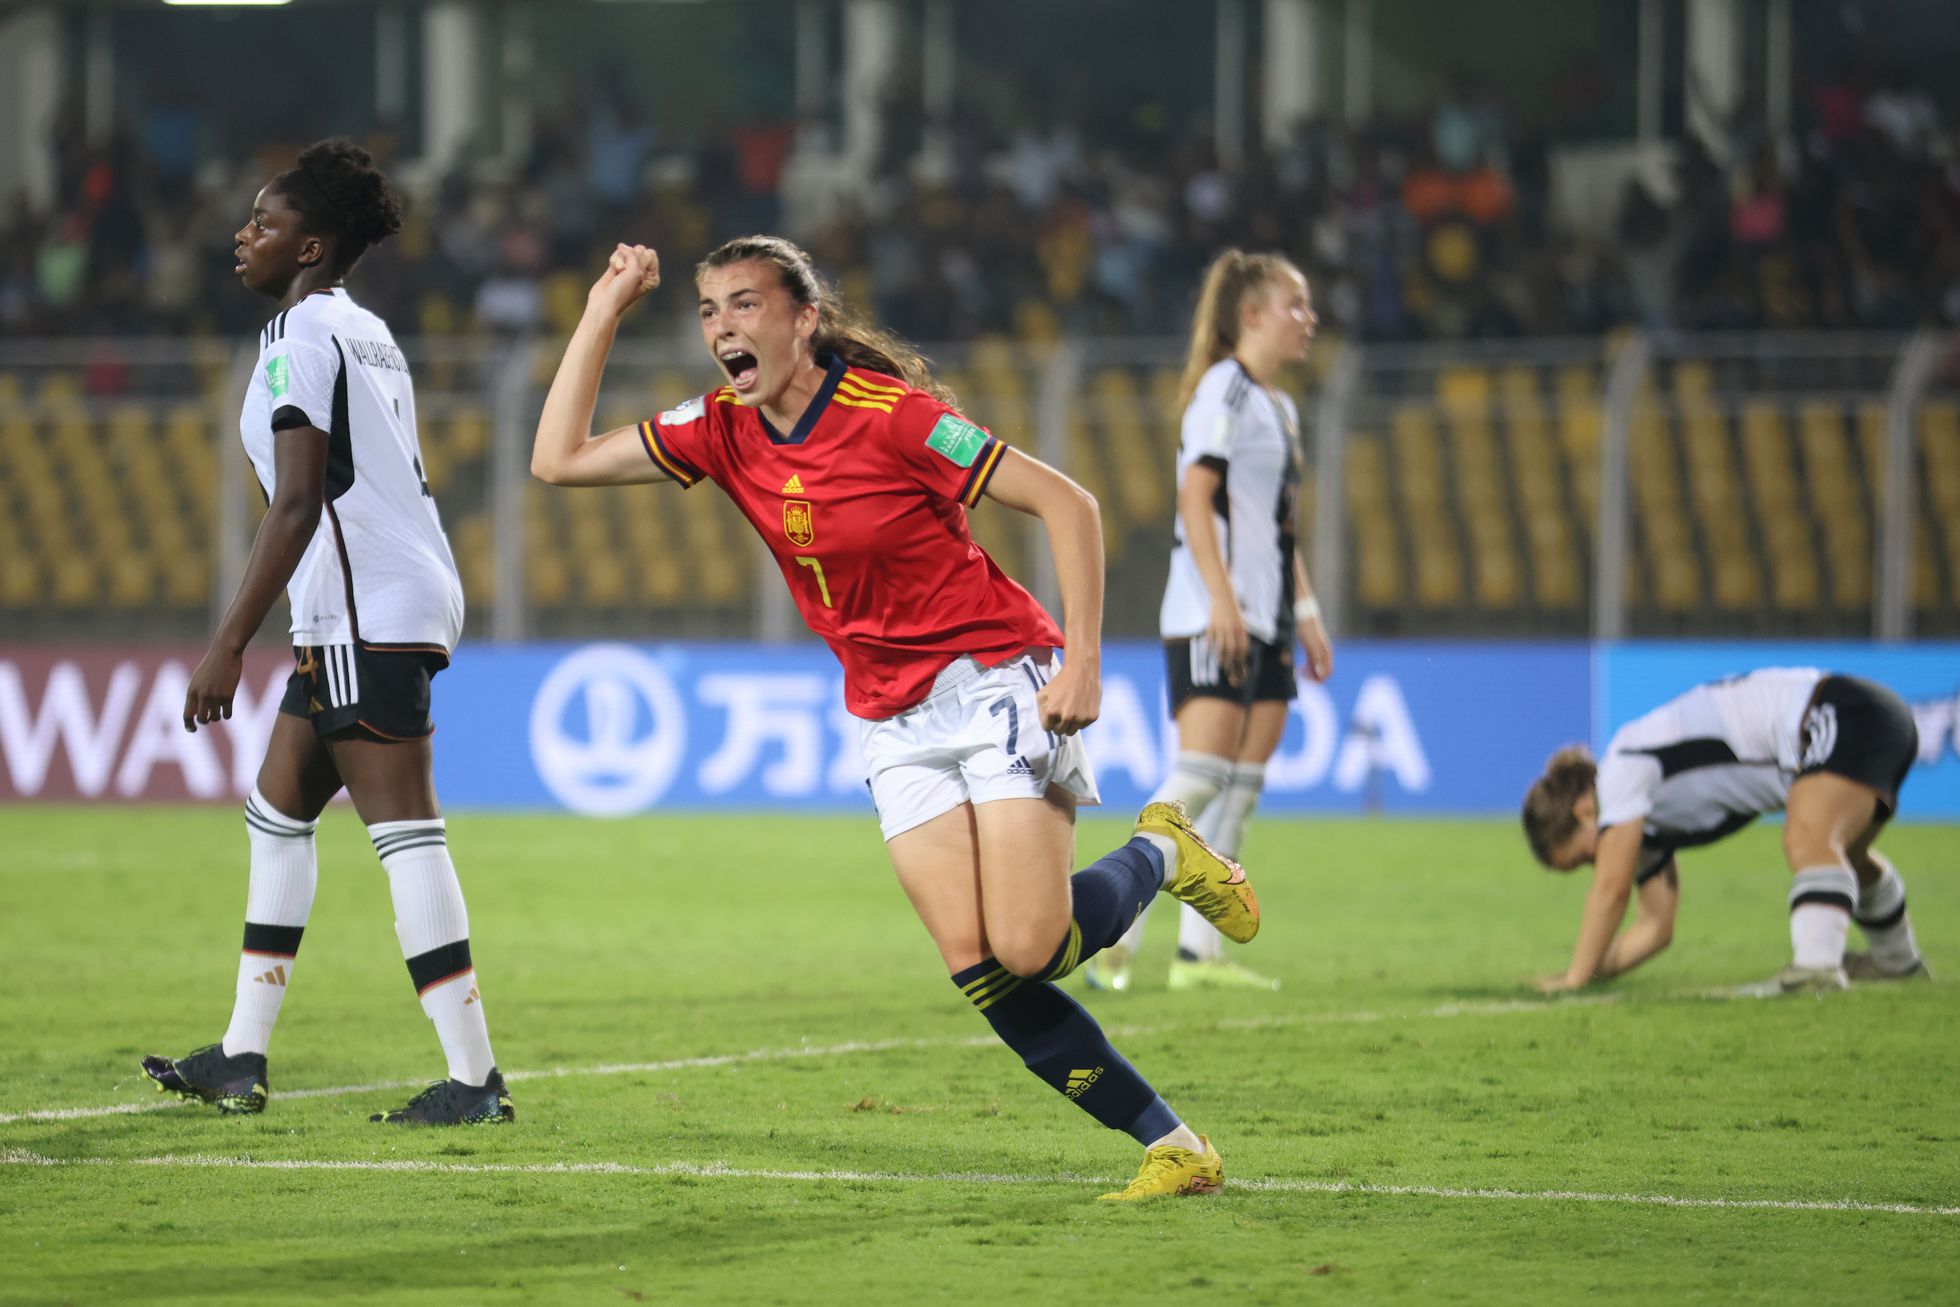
[
  {"x1": 697, "y1": 236, "x2": 955, "y2": 406},
  {"x1": 1176, "y1": 248, "x2": 1301, "y2": 410},
  {"x1": 1521, "y1": 745, "x2": 1599, "y2": 867}
]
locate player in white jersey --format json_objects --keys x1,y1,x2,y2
[
  {"x1": 1089, "y1": 251, "x2": 1334, "y2": 994},
  {"x1": 143, "y1": 139, "x2": 511, "y2": 1125},
  {"x1": 1522, "y1": 668, "x2": 1927, "y2": 994}
]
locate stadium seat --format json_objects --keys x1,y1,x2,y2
[
  {"x1": 1389, "y1": 407, "x2": 1464, "y2": 609},
  {"x1": 1739, "y1": 402, "x2": 1819, "y2": 611},
  {"x1": 1798, "y1": 400, "x2": 1871, "y2": 609},
  {"x1": 1499, "y1": 366, "x2": 1582, "y2": 612},
  {"x1": 1343, "y1": 434, "x2": 1404, "y2": 611},
  {"x1": 1673, "y1": 375, "x2": 1759, "y2": 612}
]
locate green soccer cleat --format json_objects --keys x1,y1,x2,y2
[
  {"x1": 371, "y1": 1069, "x2": 515, "y2": 1126},
  {"x1": 1842, "y1": 950, "x2": 1932, "y2": 981},
  {"x1": 1083, "y1": 943, "x2": 1133, "y2": 992},
  {"x1": 1135, "y1": 801, "x2": 1260, "y2": 943},
  {"x1": 141, "y1": 1043, "x2": 268, "y2": 1115},
  {"x1": 1169, "y1": 956, "x2": 1280, "y2": 991},
  {"x1": 1098, "y1": 1134, "x2": 1224, "y2": 1201}
]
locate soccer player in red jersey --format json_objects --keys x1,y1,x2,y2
[{"x1": 532, "y1": 236, "x2": 1263, "y2": 1198}]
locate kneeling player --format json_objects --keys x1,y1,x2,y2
[{"x1": 1521, "y1": 667, "x2": 1928, "y2": 994}]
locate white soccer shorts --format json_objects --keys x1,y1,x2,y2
[{"x1": 860, "y1": 650, "x2": 1101, "y2": 842}]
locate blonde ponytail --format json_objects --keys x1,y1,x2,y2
[{"x1": 1176, "y1": 249, "x2": 1297, "y2": 411}]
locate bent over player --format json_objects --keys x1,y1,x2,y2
[
  {"x1": 532, "y1": 236, "x2": 1260, "y2": 1199},
  {"x1": 1522, "y1": 667, "x2": 1927, "y2": 994},
  {"x1": 143, "y1": 139, "x2": 511, "y2": 1125}
]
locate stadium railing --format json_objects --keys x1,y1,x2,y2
[{"x1": 1, "y1": 331, "x2": 1953, "y2": 644}]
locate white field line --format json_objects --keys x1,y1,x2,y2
[
  {"x1": 3, "y1": 1148, "x2": 1953, "y2": 1218},
  {"x1": 0, "y1": 994, "x2": 1621, "y2": 1127}
]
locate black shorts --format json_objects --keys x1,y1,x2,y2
[
  {"x1": 278, "y1": 642, "x2": 449, "y2": 743},
  {"x1": 1164, "y1": 635, "x2": 1298, "y2": 715},
  {"x1": 1798, "y1": 674, "x2": 1919, "y2": 816}
]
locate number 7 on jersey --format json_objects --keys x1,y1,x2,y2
[{"x1": 794, "y1": 555, "x2": 833, "y2": 608}]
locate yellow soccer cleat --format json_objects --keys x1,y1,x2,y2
[
  {"x1": 1136, "y1": 801, "x2": 1260, "y2": 943},
  {"x1": 1168, "y1": 956, "x2": 1280, "y2": 991},
  {"x1": 1098, "y1": 1134, "x2": 1224, "y2": 1201}
]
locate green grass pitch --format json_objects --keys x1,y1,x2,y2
[{"x1": 2, "y1": 805, "x2": 1956, "y2": 1304}]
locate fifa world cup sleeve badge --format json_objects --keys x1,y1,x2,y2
[{"x1": 783, "y1": 499, "x2": 815, "y2": 547}]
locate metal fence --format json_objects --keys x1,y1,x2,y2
[{"x1": 1, "y1": 331, "x2": 1954, "y2": 645}]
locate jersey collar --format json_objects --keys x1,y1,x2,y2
[{"x1": 758, "y1": 353, "x2": 848, "y2": 446}]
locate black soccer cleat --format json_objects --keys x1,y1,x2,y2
[
  {"x1": 141, "y1": 1043, "x2": 269, "y2": 1115},
  {"x1": 370, "y1": 1068, "x2": 514, "y2": 1126}
]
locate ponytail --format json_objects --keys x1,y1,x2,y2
[
  {"x1": 697, "y1": 236, "x2": 956, "y2": 406},
  {"x1": 1176, "y1": 248, "x2": 1297, "y2": 411}
]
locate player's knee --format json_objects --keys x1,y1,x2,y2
[
  {"x1": 1781, "y1": 815, "x2": 1845, "y2": 869},
  {"x1": 992, "y1": 924, "x2": 1067, "y2": 979}
]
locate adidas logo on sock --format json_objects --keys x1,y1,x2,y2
[
  {"x1": 1065, "y1": 1066, "x2": 1103, "y2": 1098},
  {"x1": 463, "y1": 986, "x2": 481, "y2": 1007},
  {"x1": 253, "y1": 965, "x2": 289, "y2": 986},
  {"x1": 1006, "y1": 756, "x2": 1035, "y2": 777}
]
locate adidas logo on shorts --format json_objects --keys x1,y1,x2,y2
[{"x1": 1005, "y1": 756, "x2": 1035, "y2": 777}]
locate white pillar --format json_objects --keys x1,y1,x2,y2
[
  {"x1": 422, "y1": 1, "x2": 481, "y2": 172},
  {"x1": 843, "y1": 0, "x2": 900, "y2": 174},
  {"x1": 1637, "y1": 0, "x2": 1663, "y2": 142},
  {"x1": 84, "y1": 6, "x2": 113, "y2": 147},
  {"x1": 920, "y1": 0, "x2": 955, "y2": 178},
  {"x1": 1215, "y1": 0, "x2": 1247, "y2": 167},
  {"x1": 1342, "y1": 0, "x2": 1372, "y2": 128},
  {"x1": 1764, "y1": 0, "x2": 1792, "y2": 133},
  {"x1": 0, "y1": 5, "x2": 62, "y2": 212},
  {"x1": 498, "y1": 3, "x2": 533, "y2": 168},
  {"x1": 376, "y1": 4, "x2": 410, "y2": 125},
  {"x1": 1685, "y1": 0, "x2": 1740, "y2": 158},
  {"x1": 795, "y1": 0, "x2": 829, "y2": 118},
  {"x1": 1262, "y1": 0, "x2": 1324, "y2": 151}
]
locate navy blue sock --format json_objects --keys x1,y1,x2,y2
[
  {"x1": 953, "y1": 959, "x2": 1182, "y2": 1144},
  {"x1": 1038, "y1": 838, "x2": 1163, "y2": 981}
]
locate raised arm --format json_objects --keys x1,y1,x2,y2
[
  {"x1": 531, "y1": 243, "x2": 671, "y2": 487},
  {"x1": 982, "y1": 448, "x2": 1103, "y2": 735},
  {"x1": 1536, "y1": 820, "x2": 1644, "y2": 992}
]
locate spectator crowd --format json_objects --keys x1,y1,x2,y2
[{"x1": 4, "y1": 61, "x2": 1957, "y2": 347}]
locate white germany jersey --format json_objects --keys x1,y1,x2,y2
[
  {"x1": 239, "y1": 288, "x2": 463, "y2": 651},
  {"x1": 1596, "y1": 668, "x2": 1825, "y2": 860},
  {"x1": 1159, "y1": 359, "x2": 1301, "y2": 643}
]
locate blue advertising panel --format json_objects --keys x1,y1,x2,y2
[
  {"x1": 428, "y1": 640, "x2": 1592, "y2": 816},
  {"x1": 1598, "y1": 643, "x2": 1960, "y2": 819}
]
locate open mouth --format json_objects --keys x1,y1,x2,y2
[{"x1": 719, "y1": 349, "x2": 759, "y2": 392}]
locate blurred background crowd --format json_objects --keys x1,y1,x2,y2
[{"x1": 5, "y1": 0, "x2": 1957, "y2": 349}]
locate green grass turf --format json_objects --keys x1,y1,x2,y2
[{"x1": 1, "y1": 805, "x2": 1956, "y2": 1305}]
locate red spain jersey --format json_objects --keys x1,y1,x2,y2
[{"x1": 638, "y1": 355, "x2": 1064, "y2": 717}]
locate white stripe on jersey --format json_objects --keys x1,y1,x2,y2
[
  {"x1": 239, "y1": 289, "x2": 463, "y2": 651},
  {"x1": 1596, "y1": 668, "x2": 1825, "y2": 849},
  {"x1": 1160, "y1": 359, "x2": 1301, "y2": 643}
]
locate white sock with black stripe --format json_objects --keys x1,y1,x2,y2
[
  {"x1": 1855, "y1": 856, "x2": 1922, "y2": 972},
  {"x1": 1116, "y1": 752, "x2": 1235, "y2": 953},
  {"x1": 1788, "y1": 865, "x2": 1857, "y2": 970},
  {"x1": 1175, "y1": 762, "x2": 1267, "y2": 963},
  {"x1": 370, "y1": 818, "x2": 496, "y2": 1087},
  {"x1": 223, "y1": 789, "x2": 318, "y2": 1057}
]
